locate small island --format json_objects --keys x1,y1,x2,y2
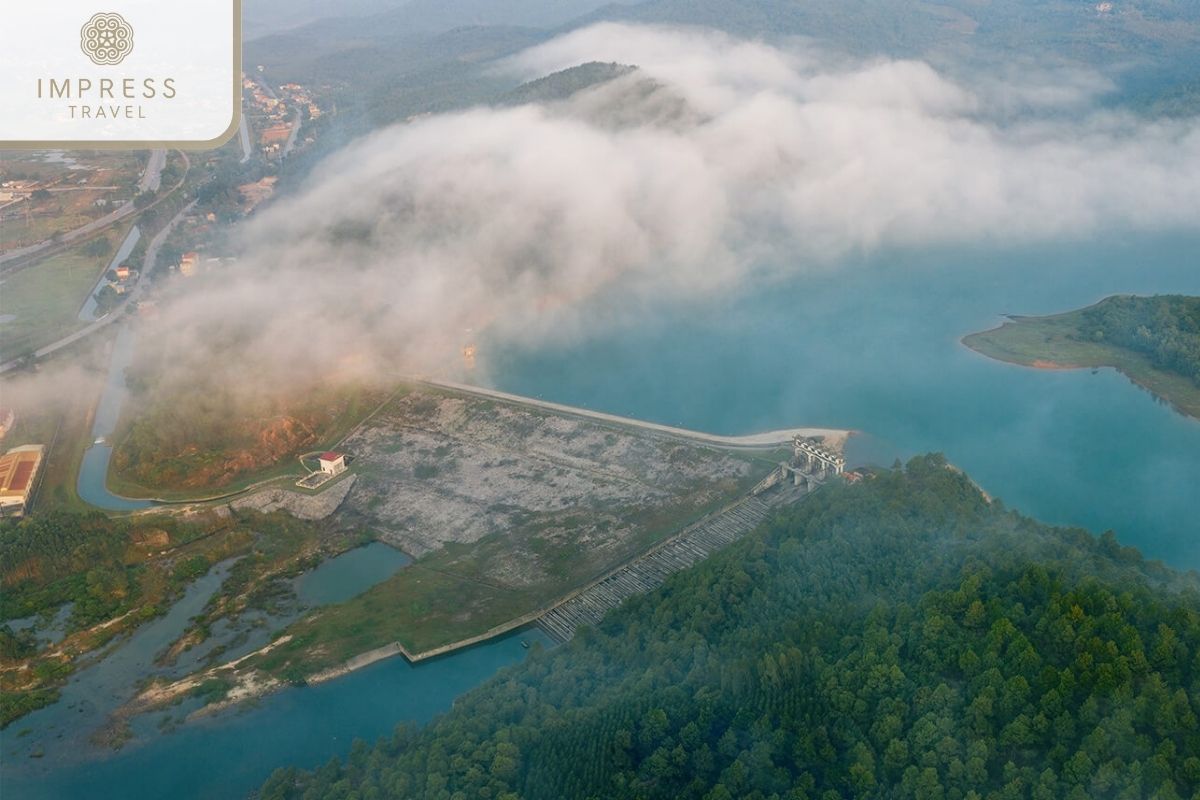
[{"x1": 963, "y1": 294, "x2": 1200, "y2": 420}]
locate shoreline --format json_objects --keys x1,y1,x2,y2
[
  {"x1": 962, "y1": 313, "x2": 1200, "y2": 423},
  {"x1": 126, "y1": 484, "x2": 830, "y2": 720},
  {"x1": 91, "y1": 384, "x2": 853, "y2": 728},
  {"x1": 96, "y1": 376, "x2": 852, "y2": 510}
]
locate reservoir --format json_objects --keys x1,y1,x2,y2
[
  {"x1": 294, "y1": 541, "x2": 412, "y2": 606},
  {"x1": 5, "y1": 229, "x2": 1198, "y2": 799},
  {"x1": 496, "y1": 229, "x2": 1200, "y2": 570}
]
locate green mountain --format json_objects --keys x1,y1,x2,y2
[
  {"x1": 498, "y1": 62, "x2": 700, "y2": 130},
  {"x1": 259, "y1": 455, "x2": 1200, "y2": 800},
  {"x1": 578, "y1": 0, "x2": 1200, "y2": 70},
  {"x1": 498, "y1": 62, "x2": 638, "y2": 105}
]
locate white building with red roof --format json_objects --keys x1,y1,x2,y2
[{"x1": 317, "y1": 451, "x2": 346, "y2": 475}]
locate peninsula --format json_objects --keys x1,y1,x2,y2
[
  {"x1": 103, "y1": 381, "x2": 850, "y2": 719},
  {"x1": 963, "y1": 294, "x2": 1200, "y2": 420}
]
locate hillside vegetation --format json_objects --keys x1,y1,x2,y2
[
  {"x1": 964, "y1": 295, "x2": 1200, "y2": 420},
  {"x1": 260, "y1": 455, "x2": 1200, "y2": 800},
  {"x1": 110, "y1": 378, "x2": 385, "y2": 497},
  {"x1": 1078, "y1": 295, "x2": 1200, "y2": 387}
]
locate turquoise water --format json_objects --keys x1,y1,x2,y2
[
  {"x1": 169, "y1": 542, "x2": 413, "y2": 675},
  {"x1": 491, "y1": 231, "x2": 1200, "y2": 569},
  {"x1": 2, "y1": 628, "x2": 550, "y2": 800},
  {"x1": 1, "y1": 541, "x2": 543, "y2": 800},
  {"x1": 5, "y1": 230, "x2": 1197, "y2": 799},
  {"x1": 77, "y1": 324, "x2": 154, "y2": 511},
  {"x1": 294, "y1": 541, "x2": 413, "y2": 606}
]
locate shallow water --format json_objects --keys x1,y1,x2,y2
[
  {"x1": 2, "y1": 561, "x2": 237, "y2": 767},
  {"x1": 2, "y1": 628, "x2": 551, "y2": 800},
  {"x1": 4, "y1": 603, "x2": 74, "y2": 646},
  {"x1": 0, "y1": 542, "x2": 474, "y2": 800},
  {"x1": 294, "y1": 541, "x2": 413, "y2": 607}
]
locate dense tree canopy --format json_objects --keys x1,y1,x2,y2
[
  {"x1": 259, "y1": 455, "x2": 1200, "y2": 800},
  {"x1": 1081, "y1": 295, "x2": 1200, "y2": 385}
]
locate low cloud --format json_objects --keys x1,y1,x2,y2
[{"x1": 70, "y1": 24, "x2": 1200, "y2": 395}]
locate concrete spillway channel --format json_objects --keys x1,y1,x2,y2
[{"x1": 536, "y1": 494, "x2": 774, "y2": 644}]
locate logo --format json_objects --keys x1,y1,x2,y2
[
  {"x1": 4, "y1": 1, "x2": 239, "y2": 147},
  {"x1": 80, "y1": 12, "x2": 134, "y2": 66}
]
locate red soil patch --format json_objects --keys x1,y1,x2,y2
[{"x1": 1029, "y1": 359, "x2": 1077, "y2": 370}]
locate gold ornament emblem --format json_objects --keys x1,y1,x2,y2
[{"x1": 80, "y1": 12, "x2": 134, "y2": 66}]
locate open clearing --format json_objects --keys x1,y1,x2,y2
[
  {"x1": 247, "y1": 385, "x2": 794, "y2": 676},
  {"x1": 0, "y1": 226, "x2": 132, "y2": 362}
]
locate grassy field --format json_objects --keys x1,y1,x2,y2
[
  {"x1": 242, "y1": 385, "x2": 785, "y2": 679},
  {"x1": 963, "y1": 307, "x2": 1200, "y2": 420},
  {"x1": 249, "y1": 473, "x2": 766, "y2": 680},
  {"x1": 0, "y1": 224, "x2": 133, "y2": 362}
]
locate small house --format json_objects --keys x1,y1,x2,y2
[{"x1": 318, "y1": 452, "x2": 346, "y2": 475}]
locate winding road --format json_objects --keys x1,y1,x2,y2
[
  {"x1": 0, "y1": 199, "x2": 196, "y2": 375},
  {"x1": 0, "y1": 149, "x2": 166, "y2": 268}
]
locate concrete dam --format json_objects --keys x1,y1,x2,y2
[{"x1": 536, "y1": 434, "x2": 846, "y2": 644}]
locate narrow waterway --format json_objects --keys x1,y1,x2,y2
[
  {"x1": 78, "y1": 226, "x2": 141, "y2": 323},
  {"x1": 0, "y1": 543, "x2": 514, "y2": 800},
  {"x1": 76, "y1": 324, "x2": 154, "y2": 510}
]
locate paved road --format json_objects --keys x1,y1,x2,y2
[
  {"x1": 0, "y1": 149, "x2": 167, "y2": 267},
  {"x1": 415, "y1": 377, "x2": 850, "y2": 450},
  {"x1": 282, "y1": 110, "x2": 302, "y2": 158},
  {"x1": 138, "y1": 148, "x2": 167, "y2": 193},
  {"x1": 0, "y1": 200, "x2": 196, "y2": 375},
  {"x1": 238, "y1": 111, "x2": 253, "y2": 163}
]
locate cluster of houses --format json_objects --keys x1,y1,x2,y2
[
  {"x1": 279, "y1": 83, "x2": 322, "y2": 120},
  {"x1": 243, "y1": 74, "x2": 295, "y2": 159},
  {"x1": 0, "y1": 179, "x2": 37, "y2": 206}
]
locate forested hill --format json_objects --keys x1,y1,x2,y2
[
  {"x1": 1081, "y1": 295, "x2": 1200, "y2": 387},
  {"x1": 259, "y1": 455, "x2": 1200, "y2": 800}
]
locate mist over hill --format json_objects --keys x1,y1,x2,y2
[
  {"x1": 260, "y1": 457, "x2": 1200, "y2": 799},
  {"x1": 243, "y1": 0, "x2": 639, "y2": 40},
  {"x1": 247, "y1": 0, "x2": 1200, "y2": 122}
]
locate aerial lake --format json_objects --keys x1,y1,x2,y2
[
  {"x1": 496, "y1": 229, "x2": 1200, "y2": 570},
  {"x1": 4, "y1": 229, "x2": 1198, "y2": 798}
]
